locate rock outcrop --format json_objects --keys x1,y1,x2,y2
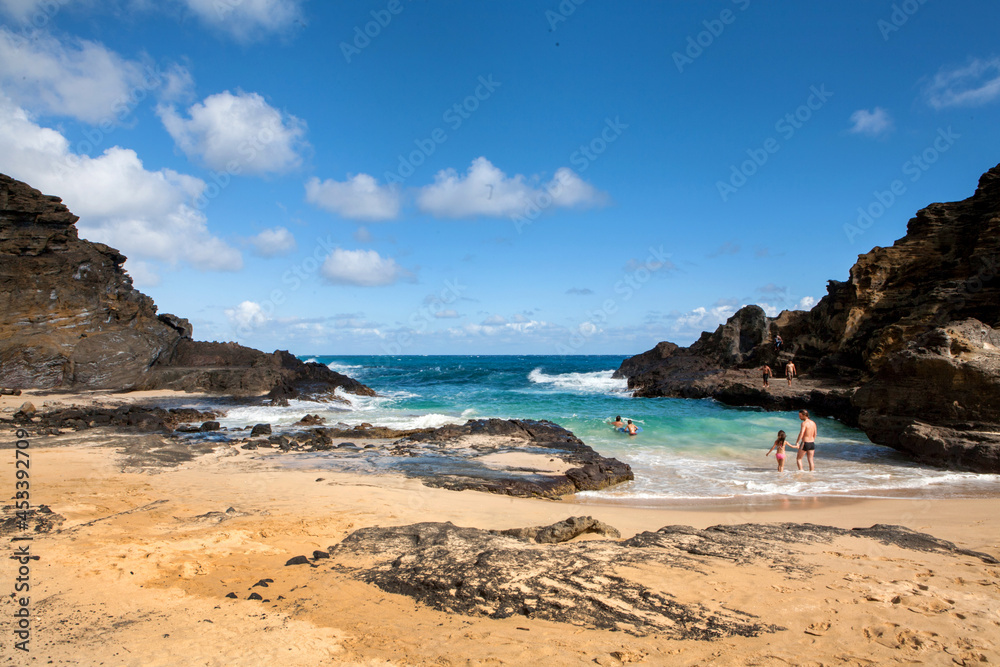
[
  {"x1": 0, "y1": 174, "x2": 374, "y2": 398},
  {"x1": 394, "y1": 419, "x2": 634, "y2": 497},
  {"x1": 616, "y1": 163, "x2": 1000, "y2": 471},
  {"x1": 321, "y1": 519, "x2": 996, "y2": 637}
]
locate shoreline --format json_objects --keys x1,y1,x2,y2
[{"x1": 3, "y1": 420, "x2": 999, "y2": 664}]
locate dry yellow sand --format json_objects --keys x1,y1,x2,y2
[{"x1": 2, "y1": 399, "x2": 999, "y2": 666}]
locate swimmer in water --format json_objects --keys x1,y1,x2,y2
[
  {"x1": 626, "y1": 419, "x2": 638, "y2": 436},
  {"x1": 766, "y1": 429, "x2": 798, "y2": 472},
  {"x1": 611, "y1": 415, "x2": 624, "y2": 429}
]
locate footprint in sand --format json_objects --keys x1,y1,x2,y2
[
  {"x1": 893, "y1": 594, "x2": 953, "y2": 614},
  {"x1": 804, "y1": 621, "x2": 830, "y2": 636}
]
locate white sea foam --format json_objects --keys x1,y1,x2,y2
[
  {"x1": 580, "y1": 446, "x2": 1000, "y2": 502},
  {"x1": 527, "y1": 368, "x2": 629, "y2": 395},
  {"x1": 326, "y1": 361, "x2": 365, "y2": 376}
]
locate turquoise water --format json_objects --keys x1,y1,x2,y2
[{"x1": 215, "y1": 355, "x2": 1000, "y2": 503}]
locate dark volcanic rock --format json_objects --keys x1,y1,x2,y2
[
  {"x1": 250, "y1": 423, "x2": 272, "y2": 437},
  {"x1": 328, "y1": 519, "x2": 995, "y2": 637},
  {"x1": 497, "y1": 516, "x2": 621, "y2": 543},
  {"x1": 617, "y1": 163, "x2": 1000, "y2": 471},
  {"x1": 0, "y1": 504, "x2": 65, "y2": 537},
  {"x1": 396, "y1": 419, "x2": 633, "y2": 498},
  {"x1": 0, "y1": 174, "x2": 374, "y2": 400},
  {"x1": 853, "y1": 320, "x2": 1000, "y2": 471},
  {"x1": 23, "y1": 405, "x2": 220, "y2": 433},
  {"x1": 329, "y1": 520, "x2": 778, "y2": 638}
]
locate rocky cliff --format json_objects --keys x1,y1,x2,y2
[
  {"x1": 616, "y1": 163, "x2": 1000, "y2": 472},
  {"x1": 0, "y1": 174, "x2": 374, "y2": 398}
]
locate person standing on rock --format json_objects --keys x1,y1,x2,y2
[
  {"x1": 774, "y1": 334, "x2": 783, "y2": 352},
  {"x1": 762, "y1": 364, "x2": 772, "y2": 389},
  {"x1": 785, "y1": 361, "x2": 796, "y2": 386},
  {"x1": 795, "y1": 409, "x2": 817, "y2": 471}
]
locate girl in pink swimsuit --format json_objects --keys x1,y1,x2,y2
[{"x1": 766, "y1": 430, "x2": 798, "y2": 472}]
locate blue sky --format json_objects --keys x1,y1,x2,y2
[{"x1": 1, "y1": 0, "x2": 999, "y2": 355}]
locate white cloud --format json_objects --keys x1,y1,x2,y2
[
  {"x1": 797, "y1": 296, "x2": 817, "y2": 310},
  {"x1": 416, "y1": 157, "x2": 606, "y2": 219},
  {"x1": 923, "y1": 57, "x2": 1000, "y2": 109},
  {"x1": 0, "y1": 0, "x2": 71, "y2": 23},
  {"x1": 250, "y1": 226, "x2": 296, "y2": 257},
  {"x1": 179, "y1": 0, "x2": 304, "y2": 42},
  {"x1": 159, "y1": 90, "x2": 307, "y2": 174},
  {"x1": 320, "y1": 248, "x2": 405, "y2": 287},
  {"x1": 225, "y1": 300, "x2": 269, "y2": 329},
  {"x1": 124, "y1": 260, "x2": 161, "y2": 288},
  {"x1": 848, "y1": 107, "x2": 893, "y2": 137},
  {"x1": 305, "y1": 174, "x2": 401, "y2": 221},
  {"x1": 353, "y1": 226, "x2": 372, "y2": 243},
  {"x1": 0, "y1": 27, "x2": 166, "y2": 124},
  {"x1": 482, "y1": 314, "x2": 507, "y2": 325},
  {"x1": 757, "y1": 303, "x2": 781, "y2": 317},
  {"x1": 434, "y1": 309, "x2": 459, "y2": 319},
  {"x1": 461, "y1": 319, "x2": 552, "y2": 337},
  {"x1": 674, "y1": 305, "x2": 738, "y2": 334},
  {"x1": 0, "y1": 93, "x2": 242, "y2": 272},
  {"x1": 158, "y1": 62, "x2": 196, "y2": 103}
]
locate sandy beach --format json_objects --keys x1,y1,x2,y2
[{"x1": 3, "y1": 391, "x2": 999, "y2": 666}]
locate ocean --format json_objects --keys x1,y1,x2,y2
[{"x1": 213, "y1": 355, "x2": 1000, "y2": 505}]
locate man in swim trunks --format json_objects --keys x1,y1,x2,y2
[
  {"x1": 785, "y1": 361, "x2": 796, "y2": 386},
  {"x1": 612, "y1": 416, "x2": 624, "y2": 429},
  {"x1": 762, "y1": 364, "x2": 772, "y2": 389},
  {"x1": 795, "y1": 409, "x2": 817, "y2": 471},
  {"x1": 626, "y1": 419, "x2": 638, "y2": 436}
]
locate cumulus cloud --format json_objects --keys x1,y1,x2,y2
[
  {"x1": 797, "y1": 296, "x2": 818, "y2": 310},
  {"x1": 159, "y1": 90, "x2": 307, "y2": 174},
  {"x1": 320, "y1": 248, "x2": 405, "y2": 287},
  {"x1": 416, "y1": 157, "x2": 606, "y2": 219},
  {"x1": 848, "y1": 107, "x2": 894, "y2": 137},
  {"x1": 0, "y1": 94, "x2": 242, "y2": 272},
  {"x1": 923, "y1": 57, "x2": 1000, "y2": 109},
  {"x1": 250, "y1": 226, "x2": 296, "y2": 257},
  {"x1": 124, "y1": 260, "x2": 161, "y2": 288},
  {"x1": 305, "y1": 174, "x2": 401, "y2": 221},
  {"x1": 674, "y1": 304, "x2": 738, "y2": 334},
  {"x1": 0, "y1": 26, "x2": 171, "y2": 124},
  {"x1": 179, "y1": 0, "x2": 305, "y2": 42},
  {"x1": 225, "y1": 300, "x2": 269, "y2": 329}
]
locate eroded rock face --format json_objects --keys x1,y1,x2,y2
[
  {"x1": 0, "y1": 174, "x2": 186, "y2": 389},
  {"x1": 0, "y1": 174, "x2": 374, "y2": 398},
  {"x1": 617, "y1": 163, "x2": 1000, "y2": 470},
  {"x1": 854, "y1": 320, "x2": 1000, "y2": 471},
  {"x1": 324, "y1": 518, "x2": 995, "y2": 637}
]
